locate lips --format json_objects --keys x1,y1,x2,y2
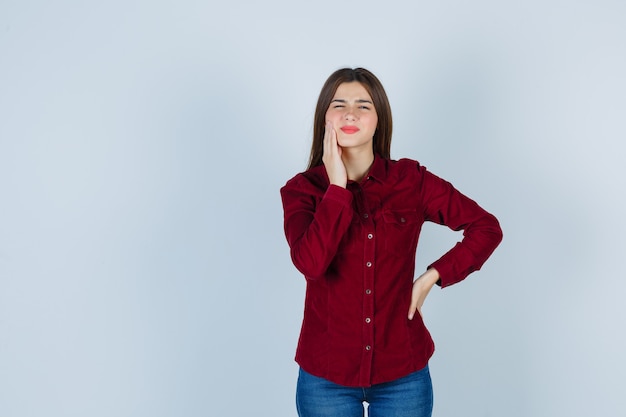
[{"x1": 340, "y1": 126, "x2": 360, "y2": 134}]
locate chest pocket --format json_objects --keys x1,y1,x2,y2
[{"x1": 382, "y1": 209, "x2": 421, "y2": 256}]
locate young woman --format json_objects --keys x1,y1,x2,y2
[{"x1": 280, "y1": 68, "x2": 503, "y2": 417}]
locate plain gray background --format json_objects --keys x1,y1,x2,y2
[{"x1": 1, "y1": 1, "x2": 625, "y2": 416}]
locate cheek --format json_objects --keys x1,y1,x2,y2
[
  {"x1": 365, "y1": 116, "x2": 378, "y2": 131},
  {"x1": 325, "y1": 110, "x2": 340, "y2": 122}
]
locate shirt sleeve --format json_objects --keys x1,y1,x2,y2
[
  {"x1": 280, "y1": 176, "x2": 354, "y2": 280},
  {"x1": 418, "y1": 165, "x2": 503, "y2": 288}
]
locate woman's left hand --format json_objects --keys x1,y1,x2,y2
[{"x1": 408, "y1": 268, "x2": 440, "y2": 320}]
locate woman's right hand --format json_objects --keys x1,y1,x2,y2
[{"x1": 322, "y1": 122, "x2": 347, "y2": 188}]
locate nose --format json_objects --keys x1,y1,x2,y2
[{"x1": 344, "y1": 107, "x2": 358, "y2": 121}]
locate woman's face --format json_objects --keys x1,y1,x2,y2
[{"x1": 325, "y1": 82, "x2": 378, "y2": 152}]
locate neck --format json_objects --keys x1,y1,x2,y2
[{"x1": 342, "y1": 148, "x2": 375, "y2": 183}]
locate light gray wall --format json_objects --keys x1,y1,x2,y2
[{"x1": 1, "y1": 1, "x2": 624, "y2": 416}]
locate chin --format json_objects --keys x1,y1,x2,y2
[{"x1": 337, "y1": 138, "x2": 370, "y2": 150}]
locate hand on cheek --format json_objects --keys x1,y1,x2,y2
[{"x1": 322, "y1": 121, "x2": 347, "y2": 187}]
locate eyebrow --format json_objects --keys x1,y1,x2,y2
[{"x1": 331, "y1": 99, "x2": 373, "y2": 104}]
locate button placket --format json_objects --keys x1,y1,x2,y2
[
  {"x1": 353, "y1": 182, "x2": 377, "y2": 384},
  {"x1": 361, "y1": 207, "x2": 375, "y2": 372}
]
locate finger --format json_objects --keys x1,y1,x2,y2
[
  {"x1": 329, "y1": 125, "x2": 343, "y2": 159},
  {"x1": 328, "y1": 123, "x2": 337, "y2": 152},
  {"x1": 323, "y1": 122, "x2": 332, "y2": 157},
  {"x1": 408, "y1": 297, "x2": 418, "y2": 320}
]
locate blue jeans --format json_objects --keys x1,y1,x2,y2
[{"x1": 296, "y1": 365, "x2": 433, "y2": 417}]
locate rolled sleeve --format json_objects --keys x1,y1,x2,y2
[
  {"x1": 419, "y1": 166, "x2": 503, "y2": 287},
  {"x1": 281, "y1": 178, "x2": 353, "y2": 279}
]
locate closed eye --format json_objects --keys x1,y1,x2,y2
[
  {"x1": 356, "y1": 100, "x2": 373, "y2": 110},
  {"x1": 330, "y1": 99, "x2": 373, "y2": 110}
]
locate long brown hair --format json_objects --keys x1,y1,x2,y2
[{"x1": 307, "y1": 68, "x2": 393, "y2": 169}]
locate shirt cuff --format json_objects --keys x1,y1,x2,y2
[
  {"x1": 428, "y1": 259, "x2": 457, "y2": 288},
  {"x1": 323, "y1": 184, "x2": 353, "y2": 206}
]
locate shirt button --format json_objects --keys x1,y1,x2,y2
[
  {"x1": 365, "y1": 289, "x2": 372, "y2": 295},
  {"x1": 366, "y1": 261, "x2": 372, "y2": 267},
  {"x1": 363, "y1": 213, "x2": 369, "y2": 219},
  {"x1": 365, "y1": 317, "x2": 371, "y2": 324},
  {"x1": 365, "y1": 345, "x2": 371, "y2": 351},
  {"x1": 400, "y1": 217, "x2": 406, "y2": 223},
  {"x1": 367, "y1": 233, "x2": 373, "y2": 239}
]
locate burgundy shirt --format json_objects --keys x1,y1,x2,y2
[{"x1": 280, "y1": 156, "x2": 503, "y2": 387}]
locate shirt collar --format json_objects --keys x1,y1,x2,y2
[
  {"x1": 310, "y1": 153, "x2": 388, "y2": 185},
  {"x1": 365, "y1": 154, "x2": 387, "y2": 184}
]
